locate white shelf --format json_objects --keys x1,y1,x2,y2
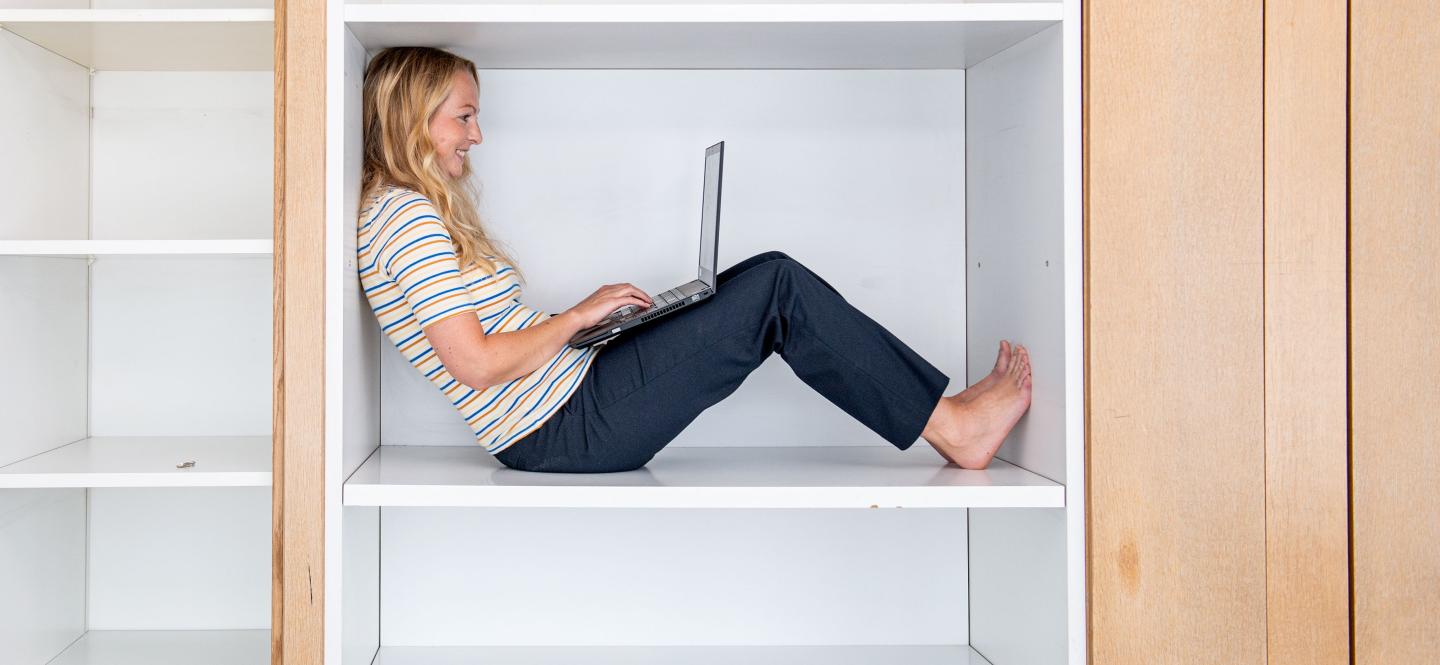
[
  {"x1": 0, "y1": 436, "x2": 271, "y2": 488},
  {"x1": 344, "y1": 3, "x2": 1061, "y2": 69},
  {"x1": 49, "y1": 629, "x2": 269, "y2": 665},
  {"x1": 0, "y1": 9, "x2": 273, "y2": 70},
  {"x1": 0, "y1": 239, "x2": 272, "y2": 257},
  {"x1": 344, "y1": 444, "x2": 1063, "y2": 508},
  {"x1": 373, "y1": 644, "x2": 994, "y2": 664}
]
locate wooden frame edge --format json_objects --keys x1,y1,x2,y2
[{"x1": 274, "y1": 0, "x2": 326, "y2": 662}]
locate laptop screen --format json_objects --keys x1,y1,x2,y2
[{"x1": 699, "y1": 141, "x2": 723, "y2": 286}]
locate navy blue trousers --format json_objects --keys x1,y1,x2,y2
[{"x1": 494, "y1": 251, "x2": 951, "y2": 473}]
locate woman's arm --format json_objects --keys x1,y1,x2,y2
[{"x1": 425, "y1": 309, "x2": 586, "y2": 390}]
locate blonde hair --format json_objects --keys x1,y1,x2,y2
[{"x1": 360, "y1": 46, "x2": 524, "y2": 284}]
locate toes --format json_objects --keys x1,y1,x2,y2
[{"x1": 996, "y1": 340, "x2": 1012, "y2": 372}]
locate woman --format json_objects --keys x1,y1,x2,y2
[{"x1": 357, "y1": 47, "x2": 1033, "y2": 474}]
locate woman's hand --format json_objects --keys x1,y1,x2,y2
[{"x1": 563, "y1": 283, "x2": 654, "y2": 329}]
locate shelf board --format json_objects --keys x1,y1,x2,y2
[
  {"x1": 49, "y1": 629, "x2": 269, "y2": 665},
  {"x1": 0, "y1": 239, "x2": 272, "y2": 258},
  {"x1": 344, "y1": 3, "x2": 1062, "y2": 69},
  {"x1": 344, "y1": 444, "x2": 1063, "y2": 508},
  {"x1": 373, "y1": 644, "x2": 994, "y2": 664},
  {"x1": 0, "y1": 9, "x2": 273, "y2": 70},
  {"x1": 0, "y1": 436, "x2": 271, "y2": 489}
]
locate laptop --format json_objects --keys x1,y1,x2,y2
[{"x1": 568, "y1": 140, "x2": 724, "y2": 349}]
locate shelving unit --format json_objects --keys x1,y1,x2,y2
[
  {"x1": 326, "y1": 1, "x2": 1082, "y2": 664},
  {"x1": 1, "y1": 2, "x2": 274, "y2": 663}
]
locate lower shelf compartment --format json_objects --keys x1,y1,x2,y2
[
  {"x1": 372, "y1": 644, "x2": 994, "y2": 665},
  {"x1": 50, "y1": 629, "x2": 268, "y2": 665}
]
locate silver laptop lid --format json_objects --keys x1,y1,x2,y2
[{"x1": 698, "y1": 141, "x2": 723, "y2": 287}]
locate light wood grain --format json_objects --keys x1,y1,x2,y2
[
  {"x1": 273, "y1": 0, "x2": 327, "y2": 662},
  {"x1": 1084, "y1": 0, "x2": 1267, "y2": 662},
  {"x1": 1350, "y1": 1, "x2": 1440, "y2": 662},
  {"x1": 1263, "y1": 1, "x2": 1351, "y2": 663}
]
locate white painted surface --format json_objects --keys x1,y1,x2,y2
[
  {"x1": 341, "y1": 31, "x2": 380, "y2": 483},
  {"x1": 965, "y1": 23, "x2": 1064, "y2": 483},
  {"x1": 379, "y1": 69, "x2": 967, "y2": 451},
  {"x1": 1061, "y1": 1, "x2": 1085, "y2": 661},
  {"x1": 88, "y1": 487, "x2": 271, "y2": 629},
  {"x1": 0, "y1": 29, "x2": 87, "y2": 241},
  {"x1": 345, "y1": 4, "x2": 1058, "y2": 69},
  {"x1": 91, "y1": 71, "x2": 272, "y2": 239},
  {"x1": 0, "y1": 436, "x2": 271, "y2": 488},
  {"x1": 48, "y1": 629, "x2": 270, "y2": 665},
  {"x1": 342, "y1": 507, "x2": 381, "y2": 665},
  {"x1": 335, "y1": 27, "x2": 383, "y2": 665},
  {"x1": 0, "y1": 258, "x2": 87, "y2": 467},
  {"x1": 0, "y1": 239, "x2": 272, "y2": 256},
  {"x1": 0, "y1": 10, "x2": 273, "y2": 70},
  {"x1": 0, "y1": 489, "x2": 86, "y2": 665},
  {"x1": 374, "y1": 644, "x2": 995, "y2": 664},
  {"x1": 969, "y1": 507, "x2": 1067, "y2": 664},
  {"x1": 380, "y1": 506, "x2": 967, "y2": 645},
  {"x1": 346, "y1": 444, "x2": 1061, "y2": 508},
  {"x1": 88, "y1": 256, "x2": 271, "y2": 436}
]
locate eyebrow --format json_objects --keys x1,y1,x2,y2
[{"x1": 459, "y1": 103, "x2": 476, "y2": 111}]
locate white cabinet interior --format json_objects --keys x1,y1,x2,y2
[
  {"x1": 0, "y1": 1, "x2": 274, "y2": 663},
  {"x1": 328, "y1": 2, "x2": 1082, "y2": 665}
]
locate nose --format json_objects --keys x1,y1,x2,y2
[{"x1": 469, "y1": 122, "x2": 482, "y2": 145}]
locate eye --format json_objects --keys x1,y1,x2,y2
[{"x1": 459, "y1": 114, "x2": 472, "y2": 123}]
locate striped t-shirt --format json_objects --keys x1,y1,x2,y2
[{"x1": 357, "y1": 184, "x2": 599, "y2": 455}]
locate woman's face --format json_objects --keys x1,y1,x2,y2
[{"x1": 429, "y1": 68, "x2": 483, "y2": 179}]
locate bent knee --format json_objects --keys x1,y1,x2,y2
[{"x1": 747, "y1": 250, "x2": 793, "y2": 264}]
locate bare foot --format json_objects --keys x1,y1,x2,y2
[
  {"x1": 955, "y1": 340, "x2": 1013, "y2": 404},
  {"x1": 922, "y1": 344, "x2": 1032, "y2": 468}
]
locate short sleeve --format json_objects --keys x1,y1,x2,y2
[{"x1": 372, "y1": 196, "x2": 480, "y2": 329}]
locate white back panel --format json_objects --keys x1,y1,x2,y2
[
  {"x1": 378, "y1": 69, "x2": 966, "y2": 448},
  {"x1": 381, "y1": 507, "x2": 966, "y2": 645},
  {"x1": 0, "y1": 489, "x2": 85, "y2": 665},
  {"x1": 965, "y1": 24, "x2": 1063, "y2": 482},
  {"x1": 87, "y1": 487, "x2": 271, "y2": 629},
  {"x1": 88, "y1": 256, "x2": 271, "y2": 436},
  {"x1": 0, "y1": 258, "x2": 87, "y2": 465},
  {"x1": 0, "y1": 30, "x2": 87, "y2": 241},
  {"x1": 968, "y1": 508, "x2": 1067, "y2": 664},
  {"x1": 90, "y1": 72, "x2": 272, "y2": 240}
]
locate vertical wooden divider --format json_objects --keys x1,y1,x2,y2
[
  {"x1": 1085, "y1": 0, "x2": 1267, "y2": 662},
  {"x1": 1263, "y1": 1, "x2": 1351, "y2": 663},
  {"x1": 1350, "y1": 1, "x2": 1440, "y2": 662},
  {"x1": 274, "y1": 0, "x2": 327, "y2": 662}
]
